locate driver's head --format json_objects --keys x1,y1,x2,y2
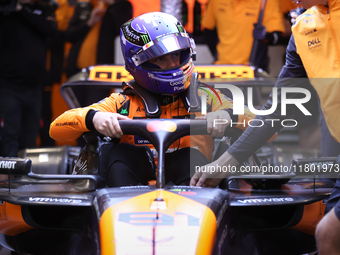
[{"x1": 120, "y1": 12, "x2": 196, "y2": 95}]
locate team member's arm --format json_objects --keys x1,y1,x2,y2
[
  {"x1": 190, "y1": 35, "x2": 308, "y2": 187},
  {"x1": 197, "y1": 88, "x2": 274, "y2": 139},
  {"x1": 65, "y1": 1, "x2": 92, "y2": 43},
  {"x1": 16, "y1": 0, "x2": 57, "y2": 36}
]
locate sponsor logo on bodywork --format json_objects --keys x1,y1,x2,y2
[
  {"x1": 0, "y1": 161, "x2": 16, "y2": 169},
  {"x1": 119, "y1": 211, "x2": 200, "y2": 226},
  {"x1": 28, "y1": 197, "x2": 82, "y2": 203},
  {"x1": 237, "y1": 197, "x2": 294, "y2": 204}
]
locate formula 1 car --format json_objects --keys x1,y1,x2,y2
[
  {"x1": 0, "y1": 118, "x2": 335, "y2": 255},
  {"x1": 0, "y1": 65, "x2": 335, "y2": 255}
]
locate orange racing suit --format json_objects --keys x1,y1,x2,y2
[{"x1": 50, "y1": 81, "x2": 256, "y2": 162}]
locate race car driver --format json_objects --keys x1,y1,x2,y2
[
  {"x1": 50, "y1": 12, "x2": 259, "y2": 187},
  {"x1": 189, "y1": 0, "x2": 340, "y2": 254}
]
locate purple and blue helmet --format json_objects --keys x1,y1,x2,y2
[{"x1": 120, "y1": 12, "x2": 196, "y2": 94}]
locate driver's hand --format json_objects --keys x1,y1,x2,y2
[
  {"x1": 195, "y1": 110, "x2": 231, "y2": 138},
  {"x1": 92, "y1": 112, "x2": 130, "y2": 138}
]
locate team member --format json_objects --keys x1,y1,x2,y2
[
  {"x1": 0, "y1": 0, "x2": 57, "y2": 157},
  {"x1": 50, "y1": 12, "x2": 259, "y2": 187},
  {"x1": 65, "y1": 0, "x2": 132, "y2": 107},
  {"x1": 201, "y1": 0, "x2": 285, "y2": 70},
  {"x1": 190, "y1": 0, "x2": 340, "y2": 253}
]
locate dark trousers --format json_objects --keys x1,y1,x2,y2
[
  {"x1": 325, "y1": 176, "x2": 340, "y2": 219},
  {"x1": 319, "y1": 109, "x2": 340, "y2": 157},
  {"x1": 319, "y1": 106, "x2": 340, "y2": 216},
  {"x1": 0, "y1": 85, "x2": 42, "y2": 157},
  {"x1": 105, "y1": 143, "x2": 209, "y2": 187}
]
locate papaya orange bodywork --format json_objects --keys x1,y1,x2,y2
[
  {"x1": 100, "y1": 190, "x2": 217, "y2": 255},
  {"x1": 291, "y1": 200, "x2": 326, "y2": 236},
  {"x1": 0, "y1": 202, "x2": 34, "y2": 236}
]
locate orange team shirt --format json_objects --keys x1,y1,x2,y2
[
  {"x1": 279, "y1": 0, "x2": 298, "y2": 14},
  {"x1": 127, "y1": 0, "x2": 161, "y2": 18},
  {"x1": 292, "y1": 0, "x2": 340, "y2": 142},
  {"x1": 202, "y1": 0, "x2": 285, "y2": 65},
  {"x1": 183, "y1": 0, "x2": 210, "y2": 33}
]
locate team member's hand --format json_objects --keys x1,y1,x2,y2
[
  {"x1": 16, "y1": 0, "x2": 31, "y2": 10},
  {"x1": 87, "y1": 5, "x2": 106, "y2": 27},
  {"x1": 253, "y1": 23, "x2": 267, "y2": 41},
  {"x1": 92, "y1": 112, "x2": 130, "y2": 139},
  {"x1": 190, "y1": 151, "x2": 240, "y2": 187},
  {"x1": 190, "y1": 164, "x2": 227, "y2": 188},
  {"x1": 195, "y1": 110, "x2": 231, "y2": 138},
  {"x1": 289, "y1": 8, "x2": 307, "y2": 25}
]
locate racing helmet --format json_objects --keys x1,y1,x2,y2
[{"x1": 120, "y1": 12, "x2": 196, "y2": 94}]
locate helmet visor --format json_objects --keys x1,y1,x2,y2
[{"x1": 132, "y1": 33, "x2": 194, "y2": 66}]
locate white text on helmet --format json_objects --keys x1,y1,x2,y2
[
  {"x1": 174, "y1": 85, "x2": 185, "y2": 91},
  {"x1": 170, "y1": 80, "x2": 185, "y2": 87}
]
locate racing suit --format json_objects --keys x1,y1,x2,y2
[
  {"x1": 50, "y1": 80, "x2": 255, "y2": 186},
  {"x1": 227, "y1": 0, "x2": 340, "y2": 218},
  {"x1": 50, "y1": 81, "x2": 255, "y2": 161}
]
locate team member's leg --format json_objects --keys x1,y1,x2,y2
[
  {"x1": 319, "y1": 109, "x2": 340, "y2": 157},
  {"x1": 315, "y1": 202, "x2": 340, "y2": 255},
  {"x1": 316, "y1": 174, "x2": 340, "y2": 254},
  {"x1": 0, "y1": 86, "x2": 22, "y2": 157},
  {"x1": 325, "y1": 175, "x2": 340, "y2": 214},
  {"x1": 21, "y1": 86, "x2": 42, "y2": 150}
]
